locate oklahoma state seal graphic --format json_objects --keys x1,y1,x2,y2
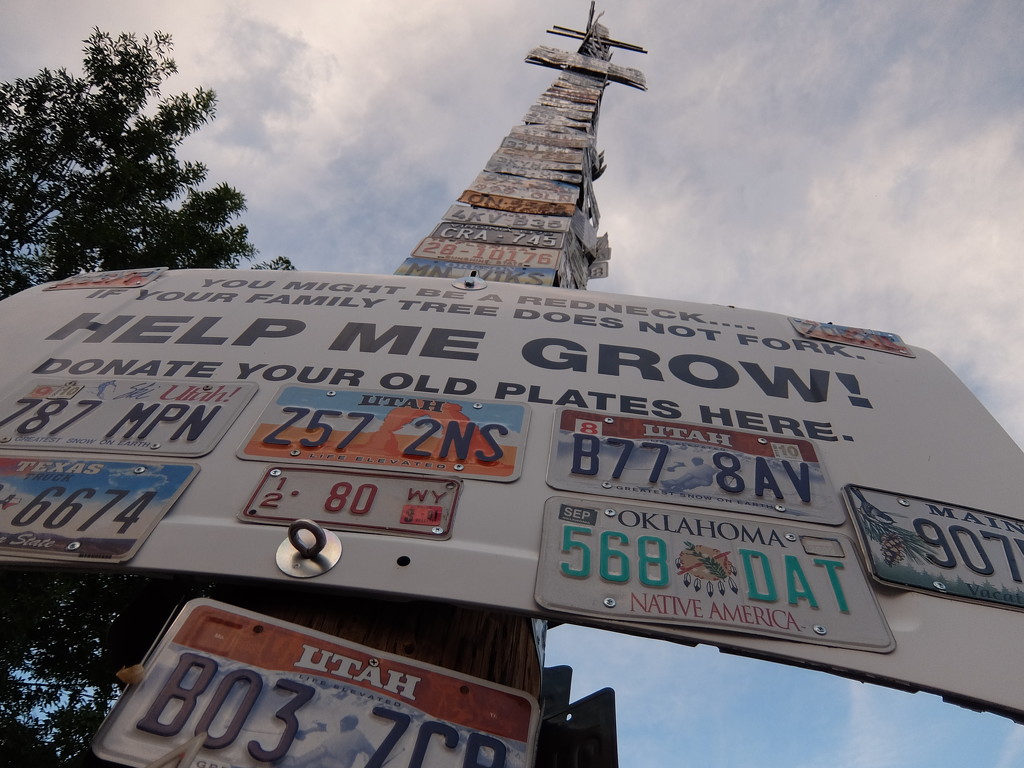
[{"x1": 675, "y1": 542, "x2": 740, "y2": 596}]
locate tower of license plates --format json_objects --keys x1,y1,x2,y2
[{"x1": 398, "y1": 4, "x2": 646, "y2": 289}]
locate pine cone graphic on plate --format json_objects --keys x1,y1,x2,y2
[{"x1": 881, "y1": 532, "x2": 906, "y2": 566}]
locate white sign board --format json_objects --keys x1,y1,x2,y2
[{"x1": 2, "y1": 269, "x2": 1024, "y2": 719}]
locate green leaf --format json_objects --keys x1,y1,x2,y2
[{"x1": 0, "y1": 29, "x2": 260, "y2": 299}]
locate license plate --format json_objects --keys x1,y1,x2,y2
[
  {"x1": 536, "y1": 497, "x2": 894, "y2": 651},
  {"x1": 484, "y1": 158, "x2": 582, "y2": 184},
  {"x1": 457, "y1": 189, "x2": 576, "y2": 217},
  {"x1": 500, "y1": 136, "x2": 586, "y2": 158},
  {"x1": 240, "y1": 466, "x2": 460, "y2": 538},
  {"x1": 847, "y1": 485, "x2": 1024, "y2": 611},
  {"x1": 239, "y1": 387, "x2": 529, "y2": 481},
  {"x1": 789, "y1": 318, "x2": 914, "y2": 358},
  {"x1": 396, "y1": 257, "x2": 559, "y2": 286},
  {"x1": 0, "y1": 378, "x2": 257, "y2": 457},
  {"x1": 0, "y1": 455, "x2": 197, "y2": 562},
  {"x1": 413, "y1": 236, "x2": 561, "y2": 267},
  {"x1": 92, "y1": 600, "x2": 539, "y2": 768},
  {"x1": 431, "y1": 222, "x2": 566, "y2": 249},
  {"x1": 464, "y1": 171, "x2": 579, "y2": 203},
  {"x1": 508, "y1": 125, "x2": 595, "y2": 148},
  {"x1": 441, "y1": 203, "x2": 572, "y2": 231},
  {"x1": 547, "y1": 409, "x2": 844, "y2": 526},
  {"x1": 43, "y1": 266, "x2": 167, "y2": 290},
  {"x1": 535, "y1": 97, "x2": 596, "y2": 116},
  {"x1": 525, "y1": 46, "x2": 647, "y2": 90},
  {"x1": 523, "y1": 107, "x2": 590, "y2": 128}
]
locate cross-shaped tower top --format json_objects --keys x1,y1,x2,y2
[{"x1": 547, "y1": 1, "x2": 648, "y2": 60}]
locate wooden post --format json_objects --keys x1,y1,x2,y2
[
  {"x1": 212, "y1": 585, "x2": 543, "y2": 696},
  {"x1": 221, "y1": 7, "x2": 647, "y2": 758}
]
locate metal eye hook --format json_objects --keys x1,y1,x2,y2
[
  {"x1": 276, "y1": 519, "x2": 342, "y2": 578},
  {"x1": 289, "y1": 519, "x2": 327, "y2": 559}
]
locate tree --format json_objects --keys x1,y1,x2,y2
[
  {"x1": 0, "y1": 30, "x2": 289, "y2": 765},
  {"x1": 0, "y1": 571, "x2": 211, "y2": 767},
  {"x1": 0, "y1": 29, "x2": 286, "y2": 300}
]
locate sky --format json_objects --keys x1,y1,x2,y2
[{"x1": 3, "y1": 1, "x2": 1024, "y2": 765}]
